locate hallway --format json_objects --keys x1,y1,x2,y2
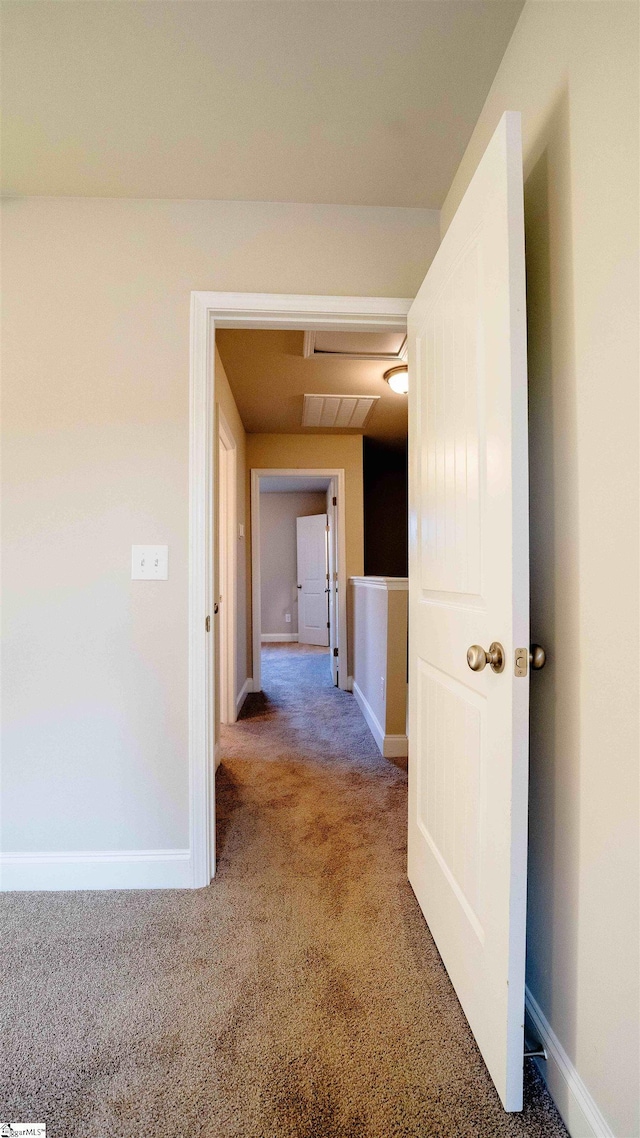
[
  {"x1": 214, "y1": 643, "x2": 566, "y2": 1136},
  {"x1": 2, "y1": 645, "x2": 568, "y2": 1137}
]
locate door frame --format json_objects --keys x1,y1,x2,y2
[
  {"x1": 189, "y1": 292, "x2": 411, "y2": 886},
  {"x1": 326, "y1": 484, "x2": 339, "y2": 685},
  {"x1": 251, "y1": 468, "x2": 345, "y2": 691},
  {"x1": 218, "y1": 408, "x2": 237, "y2": 725}
]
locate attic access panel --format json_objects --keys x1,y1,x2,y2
[{"x1": 303, "y1": 330, "x2": 407, "y2": 361}]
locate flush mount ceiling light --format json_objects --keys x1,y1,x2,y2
[{"x1": 384, "y1": 365, "x2": 409, "y2": 395}]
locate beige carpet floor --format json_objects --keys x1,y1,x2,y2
[{"x1": 1, "y1": 643, "x2": 567, "y2": 1138}]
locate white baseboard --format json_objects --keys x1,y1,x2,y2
[
  {"x1": 261, "y1": 633, "x2": 298, "y2": 642},
  {"x1": 383, "y1": 734, "x2": 409, "y2": 758},
  {"x1": 353, "y1": 680, "x2": 384, "y2": 751},
  {"x1": 0, "y1": 848, "x2": 193, "y2": 891},
  {"x1": 352, "y1": 680, "x2": 408, "y2": 759},
  {"x1": 525, "y1": 987, "x2": 614, "y2": 1138},
  {"x1": 235, "y1": 676, "x2": 252, "y2": 716}
]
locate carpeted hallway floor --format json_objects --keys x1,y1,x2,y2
[{"x1": 2, "y1": 643, "x2": 568, "y2": 1138}]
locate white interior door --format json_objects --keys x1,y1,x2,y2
[
  {"x1": 407, "y1": 112, "x2": 529, "y2": 1112},
  {"x1": 326, "y1": 487, "x2": 338, "y2": 683},
  {"x1": 296, "y1": 514, "x2": 329, "y2": 646}
]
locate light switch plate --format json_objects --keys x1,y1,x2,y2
[{"x1": 132, "y1": 545, "x2": 168, "y2": 580}]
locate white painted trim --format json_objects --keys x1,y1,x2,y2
[
  {"x1": 218, "y1": 407, "x2": 238, "y2": 726},
  {"x1": 353, "y1": 679, "x2": 384, "y2": 753},
  {"x1": 327, "y1": 479, "x2": 339, "y2": 685},
  {"x1": 345, "y1": 675, "x2": 354, "y2": 692},
  {"x1": 214, "y1": 742, "x2": 221, "y2": 771},
  {"x1": 250, "y1": 466, "x2": 349, "y2": 693},
  {"x1": 0, "y1": 849, "x2": 192, "y2": 891},
  {"x1": 382, "y1": 734, "x2": 409, "y2": 759},
  {"x1": 334, "y1": 474, "x2": 347, "y2": 692},
  {"x1": 261, "y1": 633, "x2": 299, "y2": 642},
  {"x1": 189, "y1": 291, "x2": 215, "y2": 888},
  {"x1": 525, "y1": 988, "x2": 614, "y2": 1138},
  {"x1": 198, "y1": 292, "x2": 412, "y2": 332},
  {"x1": 352, "y1": 680, "x2": 408, "y2": 759},
  {"x1": 250, "y1": 469, "x2": 262, "y2": 690},
  {"x1": 350, "y1": 575, "x2": 408, "y2": 591},
  {"x1": 190, "y1": 293, "x2": 411, "y2": 891},
  {"x1": 235, "y1": 676, "x2": 252, "y2": 717}
]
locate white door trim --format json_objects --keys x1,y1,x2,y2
[
  {"x1": 218, "y1": 409, "x2": 237, "y2": 725},
  {"x1": 190, "y1": 292, "x2": 411, "y2": 887},
  {"x1": 326, "y1": 484, "x2": 339, "y2": 685},
  {"x1": 250, "y1": 468, "x2": 347, "y2": 692}
]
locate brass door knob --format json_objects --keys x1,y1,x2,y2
[
  {"x1": 530, "y1": 644, "x2": 546, "y2": 669},
  {"x1": 467, "y1": 642, "x2": 505, "y2": 673}
]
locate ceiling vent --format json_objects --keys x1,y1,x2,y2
[{"x1": 302, "y1": 394, "x2": 379, "y2": 429}]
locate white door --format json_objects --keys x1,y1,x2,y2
[
  {"x1": 296, "y1": 514, "x2": 329, "y2": 646},
  {"x1": 327, "y1": 488, "x2": 338, "y2": 683},
  {"x1": 407, "y1": 112, "x2": 529, "y2": 1112}
]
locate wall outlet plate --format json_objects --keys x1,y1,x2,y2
[{"x1": 132, "y1": 545, "x2": 168, "y2": 580}]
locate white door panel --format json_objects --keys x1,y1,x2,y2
[
  {"x1": 297, "y1": 514, "x2": 329, "y2": 647},
  {"x1": 304, "y1": 592, "x2": 326, "y2": 629},
  {"x1": 408, "y1": 112, "x2": 529, "y2": 1112}
]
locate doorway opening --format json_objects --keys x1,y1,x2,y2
[
  {"x1": 189, "y1": 292, "x2": 411, "y2": 889},
  {"x1": 250, "y1": 468, "x2": 346, "y2": 693}
]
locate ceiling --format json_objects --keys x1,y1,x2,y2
[
  {"x1": 217, "y1": 328, "x2": 409, "y2": 443},
  {"x1": 1, "y1": 1, "x2": 524, "y2": 208}
]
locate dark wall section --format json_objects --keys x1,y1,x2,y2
[{"x1": 363, "y1": 438, "x2": 408, "y2": 577}]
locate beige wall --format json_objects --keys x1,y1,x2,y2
[
  {"x1": 247, "y1": 434, "x2": 365, "y2": 581},
  {"x1": 441, "y1": 4, "x2": 639, "y2": 1134},
  {"x1": 260, "y1": 491, "x2": 327, "y2": 636},
  {"x1": 247, "y1": 434, "x2": 364, "y2": 678},
  {"x1": 215, "y1": 348, "x2": 249, "y2": 700},
  {"x1": 1, "y1": 198, "x2": 439, "y2": 856},
  {"x1": 385, "y1": 590, "x2": 409, "y2": 738}
]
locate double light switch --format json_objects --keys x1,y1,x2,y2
[{"x1": 131, "y1": 545, "x2": 169, "y2": 580}]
